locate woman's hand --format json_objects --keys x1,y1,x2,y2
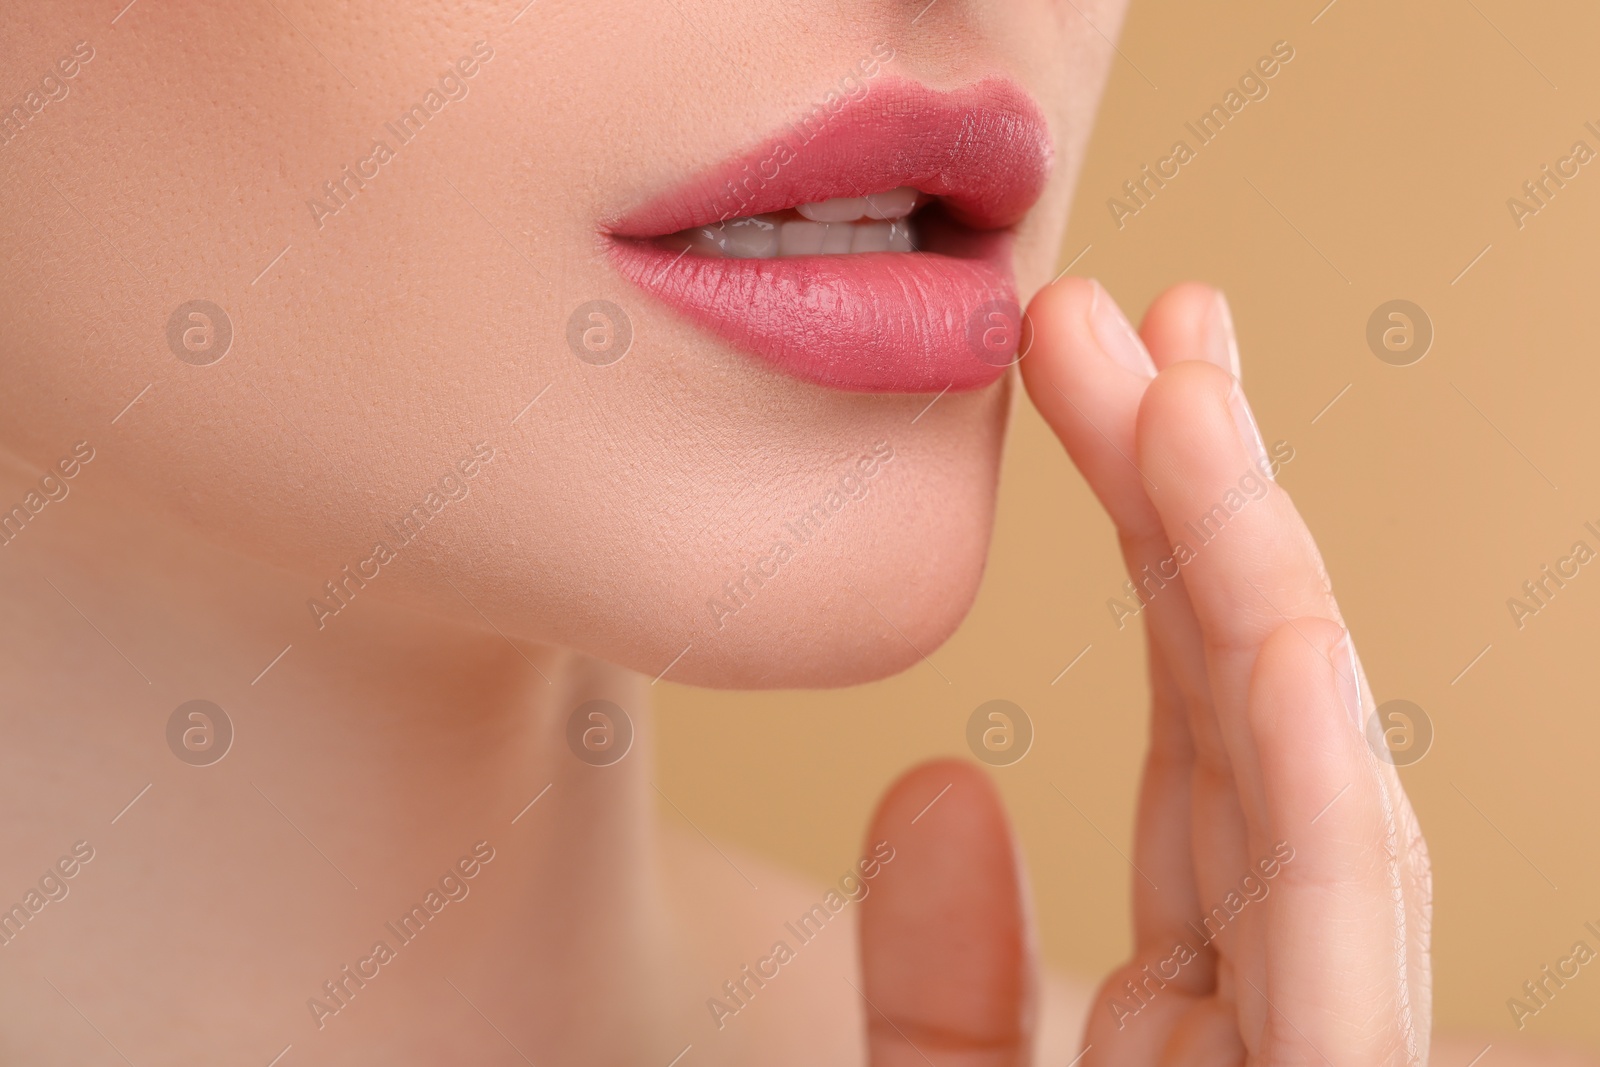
[
  {"x1": 854, "y1": 279, "x2": 1433, "y2": 1066},
  {"x1": 1022, "y1": 278, "x2": 1432, "y2": 1064}
]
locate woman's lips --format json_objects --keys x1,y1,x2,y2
[{"x1": 606, "y1": 77, "x2": 1054, "y2": 394}]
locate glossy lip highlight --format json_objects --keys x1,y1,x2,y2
[{"x1": 606, "y1": 77, "x2": 1054, "y2": 394}]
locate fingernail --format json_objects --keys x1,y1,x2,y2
[
  {"x1": 1227, "y1": 381, "x2": 1273, "y2": 481},
  {"x1": 1331, "y1": 629, "x2": 1366, "y2": 731},
  {"x1": 1088, "y1": 280, "x2": 1156, "y2": 379},
  {"x1": 1204, "y1": 290, "x2": 1241, "y2": 379}
]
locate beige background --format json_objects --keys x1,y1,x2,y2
[{"x1": 659, "y1": 0, "x2": 1600, "y2": 1051}]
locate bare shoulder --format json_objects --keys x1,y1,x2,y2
[{"x1": 657, "y1": 825, "x2": 866, "y2": 1067}]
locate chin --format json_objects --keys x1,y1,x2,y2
[
  {"x1": 618, "y1": 387, "x2": 1010, "y2": 691},
  {"x1": 654, "y1": 534, "x2": 995, "y2": 690},
  {"x1": 668, "y1": 548, "x2": 989, "y2": 690}
]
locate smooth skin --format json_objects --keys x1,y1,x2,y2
[
  {"x1": 0, "y1": 2, "x2": 1112, "y2": 1058},
  {"x1": 1025, "y1": 278, "x2": 1430, "y2": 1064},
  {"x1": 852, "y1": 279, "x2": 1597, "y2": 1067},
  {"x1": 1, "y1": 3, "x2": 1595, "y2": 1062}
]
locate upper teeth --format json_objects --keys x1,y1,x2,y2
[
  {"x1": 795, "y1": 186, "x2": 920, "y2": 222},
  {"x1": 669, "y1": 186, "x2": 923, "y2": 259}
]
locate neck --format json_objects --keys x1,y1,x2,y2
[{"x1": 0, "y1": 452, "x2": 667, "y2": 1063}]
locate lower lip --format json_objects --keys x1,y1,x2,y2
[{"x1": 608, "y1": 224, "x2": 1021, "y2": 394}]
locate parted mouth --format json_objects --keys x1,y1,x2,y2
[
  {"x1": 658, "y1": 186, "x2": 928, "y2": 258},
  {"x1": 606, "y1": 76, "x2": 1055, "y2": 394}
]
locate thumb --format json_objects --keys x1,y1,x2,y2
[{"x1": 857, "y1": 759, "x2": 1035, "y2": 1067}]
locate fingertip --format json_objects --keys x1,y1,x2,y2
[
  {"x1": 1140, "y1": 282, "x2": 1239, "y2": 377},
  {"x1": 1254, "y1": 615, "x2": 1348, "y2": 691},
  {"x1": 1210, "y1": 290, "x2": 1242, "y2": 380},
  {"x1": 1083, "y1": 278, "x2": 1158, "y2": 380},
  {"x1": 1023, "y1": 276, "x2": 1157, "y2": 384},
  {"x1": 859, "y1": 759, "x2": 1032, "y2": 1063},
  {"x1": 1019, "y1": 276, "x2": 1097, "y2": 394},
  {"x1": 1142, "y1": 351, "x2": 1236, "y2": 399},
  {"x1": 1133, "y1": 358, "x2": 1235, "y2": 469},
  {"x1": 1017, "y1": 277, "x2": 1185, "y2": 542},
  {"x1": 1247, "y1": 616, "x2": 1376, "y2": 827},
  {"x1": 1245, "y1": 621, "x2": 1419, "y2": 1063},
  {"x1": 1021, "y1": 277, "x2": 1156, "y2": 467},
  {"x1": 864, "y1": 757, "x2": 1006, "y2": 838},
  {"x1": 1030, "y1": 274, "x2": 1098, "y2": 318}
]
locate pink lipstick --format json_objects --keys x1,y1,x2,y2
[{"x1": 606, "y1": 77, "x2": 1054, "y2": 394}]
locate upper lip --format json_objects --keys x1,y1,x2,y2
[{"x1": 607, "y1": 76, "x2": 1054, "y2": 239}]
